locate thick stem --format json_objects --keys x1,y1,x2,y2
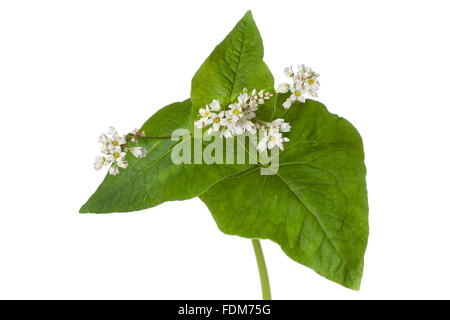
[{"x1": 251, "y1": 239, "x2": 271, "y2": 300}]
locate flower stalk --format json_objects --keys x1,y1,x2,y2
[{"x1": 251, "y1": 239, "x2": 271, "y2": 300}]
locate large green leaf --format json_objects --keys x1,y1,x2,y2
[
  {"x1": 190, "y1": 10, "x2": 274, "y2": 127},
  {"x1": 80, "y1": 99, "x2": 251, "y2": 213},
  {"x1": 200, "y1": 97, "x2": 369, "y2": 290},
  {"x1": 80, "y1": 11, "x2": 277, "y2": 214}
]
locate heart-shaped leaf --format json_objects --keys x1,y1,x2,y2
[
  {"x1": 80, "y1": 11, "x2": 275, "y2": 214},
  {"x1": 200, "y1": 96, "x2": 369, "y2": 289}
]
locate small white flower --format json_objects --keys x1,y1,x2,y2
[
  {"x1": 98, "y1": 133, "x2": 109, "y2": 145},
  {"x1": 221, "y1": 127, "x2": 233, "y2": 138},
  {"x1": 240, "y1": 119, "x2": 257, "y2": 135},
  {"x1": 94, "y1": 156, "x2": 106, "y2": 170},
  {"x1": 116, "y1": 158, "x2": 128, "y2": 169},
  {"x1": 207, "y1": 112, "x2": 225, "y2": 134},
  {"x1": 280, "y1": 122, "x2": 291, "y2": 133},
  {"x1": 112, "y1": 133, "x2": 127, "y2": 147},
  {"x1": 267, "y1": 129, "x2": 287, "y2": 150},
  {"x1": 228, "y1": 104, "x2": 243, "y2": 121},
  {"x1": 194, "y1": 119, "x2": 205, "y2": 129},
  {"x1": 108, "y1": 126, "x2": 117, "y2": 135},
  {"x1": 290, "y1": 84, "x2": 306, "y2": 103},
  {"x1": 282, "y1": 99, "x2": 292, "y2": 109},
  {"x1": 94, "y1": 127, "x2": 147, "y2": 175},
  {"x1": 238, "y1": 92, "x2": 249, "y2": 105},
  {"x1": 272, "y1": 119, "x2": 291, "y2": 133},
  {"x1": 277, "y1": 83, "x2": 290, "y2": 93},
  {"x1": 198, "y1": 105, "x2": 214, "y2": 126},
  {"x1": 284, "y1": 66, "x2": 294, "y2": 77},
  {"x1": 209, "y1": 99, "x2": 221, "y2": 112},
  {"x1": 109, "y1": 166, "x2": 120, "y2": 176},
  {"x1": 130, "y1": 128, "x2": 146, "y2": 143},
  {"x1": 279, "y1": 64, "x2": 320, "y2": 109},
  {"x1": 196, "y1": 88, "x2": 278, "y2": 141},
  {"x1": 248, "y1": 99, "x2": 258, "y2": 110},
  {"x1": 257, "y1": 135, "x2": 268, "y2": 152},
  {"x1": 257, "y1": 120, "x2": 290, "y2": 152},
  {"x1": 296, "y1": 64, "x2": 310, "y2": 76},
  {"x1": 130, "y1": 147, "x2": 147, "y2": 158},
  {"x1": 305, "y1": 77, "x2": 320, "y2": 97},
  {"x1": 199, "y1": 106, "x2": 212, "y2": 117}
]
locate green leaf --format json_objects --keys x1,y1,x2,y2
[
  {"x1": 191, "y1": 10, "x2": 274, "y2": 128},
  {"x1": 80, "y1": 99, "x2": 251, "y2": 213},
  {"x1": 81, "y1": 11, "x2": 275, "y2": 214},
  {"x1": 200, "y1": 97, "x2": 369, "y2": 290}
]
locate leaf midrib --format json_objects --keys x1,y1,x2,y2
[
  {"x1": 273, "y1": 171, "x2": 353, "y2": 283},
  {"x1": 227, "y1": 18, "x2": 248, "y2": 104},
  {"x1": 233, "y1": 133, "x2": 353, "y2": 281},
  {"x1": 131, "y1": 138, "x2": 191, "y2": 182}
]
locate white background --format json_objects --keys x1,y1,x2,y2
[{"x1": 1, "y1": 0, "x2": 449, "y2": 300}]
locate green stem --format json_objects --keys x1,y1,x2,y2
[{"x1": 251, "y1": 239, "x2": 271, "y2": 300}]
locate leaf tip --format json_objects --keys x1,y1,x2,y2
[
  {"x1": 242, "y1": 10, "x2": 254, "y2": 22},
  {"x1": 79, "y1": 203, "x2": 89, "y2": 214}
]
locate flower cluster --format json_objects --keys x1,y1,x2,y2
[
  {"x1": 256, "y1": 118, "x2": 291, "y2": 152},
  {"x1": 194, "y1": 88, "x2": 273, "y2": 138},
  {"x1": 94, "y1": 127, "x2": 147, "y2": 175},
  {"x1": 277, "y1": 64, "x2": 320, "y2": 109},
  {"x1": 194, "y1": 88, "x2": 293, "y2": 151}
]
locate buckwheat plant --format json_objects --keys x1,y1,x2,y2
[{"x1": 80, "y1": 11, "x2": 369, "y2": 299}]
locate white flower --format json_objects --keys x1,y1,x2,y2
[
  {"x1": 280, "y1": 122, "x2": 291, "y2": 133},
  {"x1": 209, "y1": 99, "x2": 221, "y2": 112},
  {"x1": 239, "y1": 118, "x2": 257, "y2": 135},
  {"x1": 109, "y1": 166, "x2": 120, "y2": 176},
  {"x1": 296, "y1": 64, "x2": 310, "y2": 77},
  {"x1": 199, "y1": 106, "x2": 212, "y2": 117},
  {"x1": 305, "y1": 76, "x2": 320, "y2": 97},
  {"x1": 107, "y1": 148, "x2": 126, "y2": 163},
  {"x1": 242, "y1": 109, "x2": 256, "y2": 121},
  {"x1": 238, "y1": 91, "x2": 249, "y2": 105},
  {"x1": 194, "y1": 119, "x2": 205, "y2": 129},
  {"x1": 207, "y1": 111, "x2": 225, "y2": 134},
  {"x1": 272, "y1": 119, "x2": 291, "y2": 133},
  {"x1": 284, "y1": 66, "x2": 294, "y2": 77},
  {"x1": 290, "y1": 83, "x2": 306, "y2": 103},
  {"x1": 116, "y1": 158, "x2": 128, "y2": 169},
  {"x1": 277, "y1": 83, "x2": 290, "y2": 93},
  {"x1": 221, "y1": 127, "x2": 233, "y2": 138},
  {"x1": 220, "y1": 116, "x2": 237, "y2": 138},
  {"x1": 94, "y1": 126, "x2": 147, "y2": 175},
  {"x1": 130, "y1": 146, "x2": 147, "y2": 158},
  {"x1": 257, "y1": 119, "x2": 291, "y2": 152},
  {"x1": 108, "y1": 126, "x2": 117, "y2": 135},
  {"x1": 94, "y1": 156, "x2": 106, "y2": 170},
  {"x1": 279, "y1": 64, "x2": 320, "y2": 109},
  {"x1": 198, "y1": 105, "x2": 214, "y2": 126},
  {"x1": 98, "y1": 133, "x2": 109, "y2": 145},
  {"x1": 228, "y1": 104, "x2": 243, "y2": 121},
  {"x1": 257, "y1": 134, "x2": 268, "y2": 152},
  {"x1": 248, "y1": 99, "x2": 258, "y2": 110},
  {"x1": 130, "y1": 128, "x2": 146, "y2": 143},
  {"x1": 110, "y1": 130, "x2": 127, "y2": 147},
  {"x1": 282, "y1": 99, "x2": 292, "y2": 109},
  {"x1": 261, "y1": 129, "x2": 289, "y2": 151},
  {"x1": 196, "y1": 88, "x2": 274, "y2": 140}
]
